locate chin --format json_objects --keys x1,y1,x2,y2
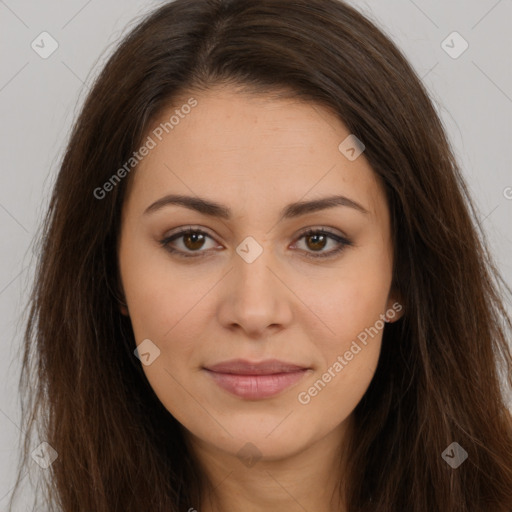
[{"x1": 188, "y1": 415, "x2": 318, "y2": 462}]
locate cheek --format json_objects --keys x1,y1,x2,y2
[
  {"x1": 304, "y1": 254, "x2": 392, "y2": 355},
  {"x1": 295, "y1": 276, "x2": 387, "y2": 421},
  {"x1": 295, "y1": 340, "x2": 381, "y2": 439},
  {"x1": 294, "y1": 248, "x2": 391, "y2": 409},
  {"x1": 119, "y1": 237, "x2": 214, "y2": 415},
  {"x1": 119, "y1": 232, "x2": 205, "y2": 342}
]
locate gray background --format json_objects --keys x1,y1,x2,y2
[{"x1": 1, "y1": 0, "x2": 511, "y2": 508}]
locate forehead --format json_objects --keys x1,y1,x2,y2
[{"x1": 124, "y1": 86, "x2": 386, "y2": 220}]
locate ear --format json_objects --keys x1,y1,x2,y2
[
  {"x1": 119, "y1": 302, "x2": 129, "y2": 316},
  {"x1": 384, "y1": 289, "x2": 404, "y2": 323},
  {"x1": 115, "y1": 263, "x2": 129, "y2": 316},
  {"x1": 115, "y1": 280, "x2": 129, "y2": 316}
]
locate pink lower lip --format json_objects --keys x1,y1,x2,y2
[{"x1": 204, "y1": 369, "x2": 310, "y2": 399}]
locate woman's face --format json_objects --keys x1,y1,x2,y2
[{"x1": 118, "y1": 85, "x2": 402, "y2": 462}]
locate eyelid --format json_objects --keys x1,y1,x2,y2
[
  {"x1": 159, "y1": 225, "x2": 221, "y2": 258},
  {"x1": 291, "y1": 226, "x2": 352, "y2": 259},
  {"x1": 159, "y1": 225, "x2": 352, "y2": 259}
]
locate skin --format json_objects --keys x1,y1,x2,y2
[{"x1": 118, "y1": 84, "x2": 403, "y2": 512}]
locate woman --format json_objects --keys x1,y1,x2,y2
[{"x1": 10, "y1": 0, "x2": 512, "y2": 510}]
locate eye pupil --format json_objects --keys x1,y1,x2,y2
[
  {"x1": 184, "y1": 232, "x2": 205, "y2": 250},
  {"x1": 306, "y1": 234, "x2": 327, "y2": 251}
]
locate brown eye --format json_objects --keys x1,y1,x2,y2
[
  {"x1": 160, "y1": 228, "x2": 219, "y2": 258},
  {"x1": 160, "y1": 226, "x2": 352, "y2": 260},
  {"x1": 182, "y1": 232, "x2": 206, "y2": 251},
  {"x1": 305, "y1": 233, "x2": 328, "y2": 252},
  {"x1": 294, "y1": 228, "x2": 353, "y2": 259}
]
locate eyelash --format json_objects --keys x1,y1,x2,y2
[{"x1": 159, "y1": 226, "x2": 353, "y2": 260}]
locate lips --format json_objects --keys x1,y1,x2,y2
[
  {"x1": 203, "y1": 358, "x2": 311, "y2": 399},
  {"x1": 205, "y1": 358, "x2": 310, "y2": 374}
]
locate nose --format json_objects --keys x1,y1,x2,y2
[{"x1": 216, "y1": 241, "x2": 293, "y2": 338}]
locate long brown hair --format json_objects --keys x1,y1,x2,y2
[{"x1": 9, "y1": 0, "x2": 512, "y2": 510}]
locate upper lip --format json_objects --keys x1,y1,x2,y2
[{"x1": 204, "y1": 359, "x2": 309, "y2": 375}]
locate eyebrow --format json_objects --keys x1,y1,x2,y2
[{"x1": 143, "y1": 193, "x2": 370, "y2": 219}]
